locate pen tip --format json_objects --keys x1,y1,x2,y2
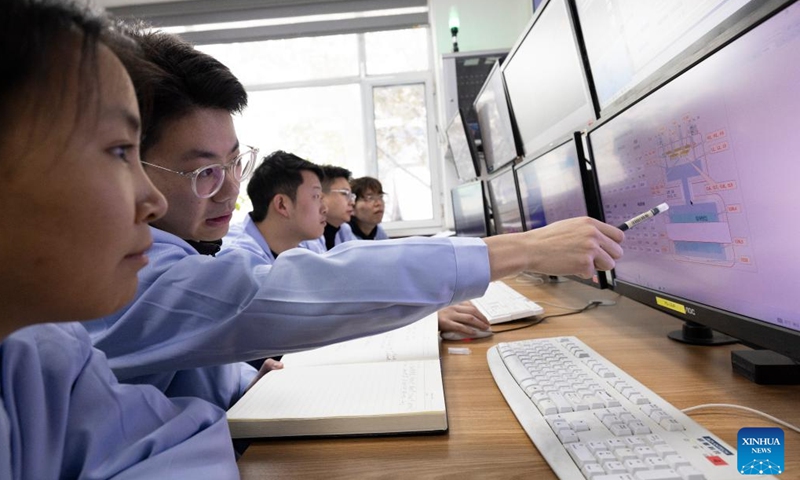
[{"x1": 658, "y1": 202, "x2": 669, "y2": 212}]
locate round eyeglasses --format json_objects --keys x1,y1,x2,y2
[
  {"x1": 328, "y1": 189, "x2": 357, "y2": 202},
  {"x1": 142, "y1": 147, "x2": 259, "y2": 199},
  {"x1": 358, "y1": 193, "x2": 388, "y2": 204}
]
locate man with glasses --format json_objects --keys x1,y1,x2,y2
[
  {"x1": 84, "y1": 27, "x2": 626, "y2": 414},
  {"x1": 349, "y1": 176, "x2": 390, "y2": 240},
  {"x1": 305, "y1": 164, "x2": 358, "y2": 251}
]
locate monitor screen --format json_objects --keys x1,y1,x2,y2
[
  {"x1": 502, "y1": 0, "x2": 596, "y2": 158},
  {"x1": 589, "y1": 2, "x2": 800, "y2": 359},
  {"x1": 576, "y1": 0, "x2": 752, "y2": 110},
  {"x1": 516, "y1": 137, "x2": 588, "y2": 231},
  {"x1": 446, "y1": 109, "x2": 479, "y2": 181},
  {"x1": 474, "y1": 61, "x2": 520, "y2": 173},
  {"x1": 451, "y1": 181, "x2": 488, "y2": 238},
  {"x1": 487, "y1": 167, "x2": 524, "y2": 234}
]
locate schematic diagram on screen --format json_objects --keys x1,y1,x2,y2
[{"x1": 635, "y1": 114, "x2": 755, "y2": 269}]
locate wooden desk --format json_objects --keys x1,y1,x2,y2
[{"x1": 238, "y1": 278, "x2": 800, "y2": 478}]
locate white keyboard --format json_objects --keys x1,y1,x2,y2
[
  {"x1": 471, "y1": 281, "x2": 544, "y2": 325},
  {"x1": 488, "y1": 337, "x2": 764, "y2": 480}
]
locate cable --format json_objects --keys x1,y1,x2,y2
[
  {"x1": 492, "y1": 300, "x2": 603, "y2": 335},
  {"x1": 682, "y1": 403, "x2": 800, "y2": 434}
]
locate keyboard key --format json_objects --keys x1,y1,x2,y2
[
  {"x1": 634, "y1": 469, "x2": 682, "y2": 480},
  {"x1": 567, "y1": 443, "x2": 597, "y2": 466},
  {"x1": 676, "y1": 466, "x2": 706, "y2": 480},
  {"x1": 582, "y1": 463, "x2": 606, "y2": 479}
]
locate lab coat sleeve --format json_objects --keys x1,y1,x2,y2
[{"x1": 87, "y1": 228, "x2": 490, "y2": 380}]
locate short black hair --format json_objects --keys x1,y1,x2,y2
[
  {"x1": 350, "y1": 176, "x2": 384, "y2": 200},
  {"x1": 248, "y1": 151, "x2": 324, "y2": 222},
  {"x1": 112, "y1": 24, "x2": 247, "y2": 156},
  {"x1": 319, "y1": 165, "x2": 352, "y2": 192}
]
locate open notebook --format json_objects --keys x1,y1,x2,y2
[{"x1": 226, "y1": 313, "x2": 447, "y2": 439}]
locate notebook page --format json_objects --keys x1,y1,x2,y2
[{"x1": 281, "y1": 313, "x2": 439, "y2": 368}]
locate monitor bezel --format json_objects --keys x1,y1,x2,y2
[{"x1": 586, "y1": 0, "x2": 800, "y2": 360}]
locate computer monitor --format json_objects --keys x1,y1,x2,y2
[
  {"x1": 501, "y1": 0, "x2": 596, "y2": 159},
  {"x1": 515, "y1": 132, "x2": 607, "y2": 288},
  {"x1": 575, "y1": 0, "x2": 752, "y2": 112},
  {"x1": 486, "y1": 166, "x2": 523, "y2": 235},
  {"x1": 451, "y1": 181, "x2": 489, "y2": 238},
  {"x1": 588, "y1": 1, "x2": 800, "y2": 380},
  {"x1": 446, "y1": 109, "x2": 480, "y2": 181},
  {"x1": 473, "y1": 61, "x2": 521, "y2": 173}
]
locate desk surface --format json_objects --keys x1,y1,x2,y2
[{"x1": 238, "y1": 278, "x2": 800, "y2": 478}]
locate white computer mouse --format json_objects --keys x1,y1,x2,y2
[{"x1": 441, "y1": 329, "x2": 494, "y2": 341}]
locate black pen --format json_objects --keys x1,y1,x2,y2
[{"x1": 617, "y1": 203, "x2": 669, "y2": 231}]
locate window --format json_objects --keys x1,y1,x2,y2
[{"x1": 196, "y1": 27, "x2": 441, "y2": 231}]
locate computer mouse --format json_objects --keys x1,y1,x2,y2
[{"x1": 441, "y1": 329, "x2": 494, "y2": 341}]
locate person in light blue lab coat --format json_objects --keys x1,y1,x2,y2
[
  {"x1": 225, "y1": 150, "x2": 328, "y2": 263},
  {"x1": 311, "y1": 164, "x2": 358, "y2": 250},
  {"x1": 83, "y1": 26, "x2": 626, "y2": 414},
  {"x1": 227, "y1": 154, "x2": 494, "y2": 339},
  {"x1": 349, "y1": 176, "x2": 390, "y2": 240},
  {"x1": 0, "y1": 1, "x2": 239, "y2": 478}
]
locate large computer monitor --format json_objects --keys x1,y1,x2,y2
[
  {"x1": 473, "y1": 61, "x2": 521, "y2": 173},
  {"x1": 501, "y1": 0, "x2": 596, "y2": 159},
  {"x1": 589, "y1": 1, "x2": 800, "y2": 380},
  {"x1": 486, "y1": 166, "x2": 523, "y2": 235},
  {"x1": 575, "y1": 0, "x2": 752, "y2": 112},
  {"x1": 446, "y1": 109, "x2": 480, "y2": 181},
  {"x1": 515, "y1": 132, "x2": 607, "y2": 288},
  {"x1": 451, "y1": 181, "x2": 489, "y2": 238}
]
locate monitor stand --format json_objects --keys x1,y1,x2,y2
[
  {"x1": 667, "y1": 321, "x2": 738, "y2": 346},
  {"x1": 731, "y1": 349, "x2": 800, "y2": 385}
]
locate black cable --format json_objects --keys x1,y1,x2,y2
[{"x1": 491, "y1": 300, "x2": 603, "y2": 335}]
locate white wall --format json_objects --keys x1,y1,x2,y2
[{"x1": 429, "y1": 0, "x2": 532, "y2": 55}]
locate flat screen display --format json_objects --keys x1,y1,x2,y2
[
  {"x1": 451, "y1": 181, "x2": 488, "y2": 237},
  {"x1": 502, "y1": 0, "x2": 596, "y2": 158},
  {"x1": 516, "y1": 138, "x2": 588, "y2": 231},
  {"x1": 576, "y1": 0, "x2": 752, "y2": 110},
  {"x1": 474, "y1": 62, "x2": 519, "y2": 173},
  {"x1": 590, "y1": 2, "x2": 800, "y2": 333},
  {"x1": 487, "y1": 167, "x2": 523, "y2": 234},
  {"x1": 446, "y1": 109, "x2": 478, "y2": 181}
]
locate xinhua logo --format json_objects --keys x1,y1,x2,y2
[{"x1": 738, "y1": 427, "x2": 784, "y2": 475}]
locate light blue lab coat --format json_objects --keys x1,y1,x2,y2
[
  {"x1": 0, "y1": 323, "x2": 238, "y2": 479},
  {"x1": 300, "y1": 222, "x2": 358, "y2": 252},
  {"x1": 84, "y1": 226, "x2": 489, "y2": 409}
]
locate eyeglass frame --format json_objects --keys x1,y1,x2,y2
[
  {"x1": 357, "y1": 192, "x2": 388, "y2": 204},
  {"x1": 328, "y1": 188, "x2": 357, "y2": 202},
  {"x1": 141, "y1": 146, "x2": 259, "y2": 199}
]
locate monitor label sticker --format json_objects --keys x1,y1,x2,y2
[{"x1": 655, "y1": 296, "x2": 686, "y2": 314}]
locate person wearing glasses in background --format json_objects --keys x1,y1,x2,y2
[
  {"x1": 311, "y1": 164, "x2": 358, "y2": 250},
  {"x1": 84, "y1": 25, "x2": 626, "y2": 419},
  {"x1": 310, "y1": 169, "x2": 492, "y2": 337},
  {"x1": 349, "y1": 176, "x2": 390, "y2": 240}
]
